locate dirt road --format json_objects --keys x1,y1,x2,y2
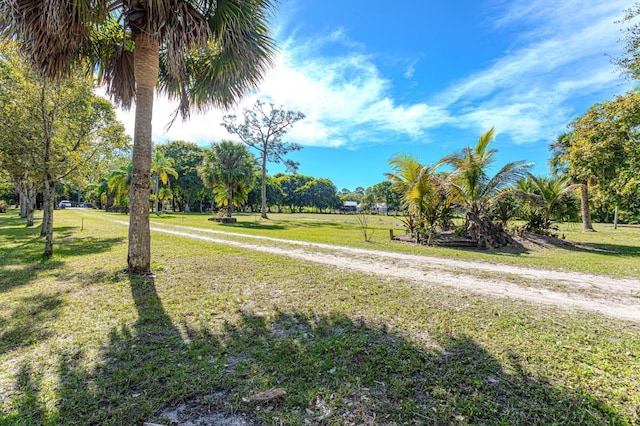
[{"x1": 110, "y1": 219, "x2": 640, "y2": 323}]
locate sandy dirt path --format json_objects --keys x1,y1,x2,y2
[{"x1": 108, "y1": 218, "x2": 640, "y2": 323}]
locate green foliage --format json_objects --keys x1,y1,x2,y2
[
  {"x1": 0, "y1": 199, "x2": 8, "y2": 212},
  {"x1": 158, "y1": 141, "x2": 206, "y2": 212},
  {"x1": 443, "y1": 128, "x2": 531, "y2": 217},
  {"x1": 198, "y1": 141, "x2": 256, "y2": 217}
]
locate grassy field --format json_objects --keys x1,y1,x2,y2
[
  {"x1": 152, "y1": 211, "x2": 640, "y2": 278},
  {"x1": 1, "y1": 209, "x2": 639, "y2": 425}
]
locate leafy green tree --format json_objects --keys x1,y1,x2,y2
[
  {"x1": 247, "y1": 176, "x2": 284, "y2": 213},
  {"x1": 158, "y1": 141, "x2": 205, "y2": 212},
  {"x1": 0, "y1": 41, "x2": 128, "y2": 256},
  {"x1": 107, "y1": 162, "x2": 133, "y2": 211},
  {"x1": 223, "y1": 100, "x2": 305, "y2": 219},
  {"x1": 614, "y1": 3, "x2": 640, "y2": 80},
  {"x1": 2, "y1": 0, "x2": 277, "y2": 273},
  {"x1": 276, "y1": 174, "x2": 314, "y2": 213},
  {"x1": 199, "y1": 141, "x2": 256, "y2": 218},
  {"x1": 443, "y1": 128, "x2": 531, "y2": 221},
  {"x1": 549, "y1": 132, "x2": 594, "y2": 231},
  {"x1": 295, "y1": 178, "x2": 340, "y2": 212},
  {"x1": 363, "y1": 181, "x2": 401, "y2": 213},
  {"x1": 565, "y1": 91, "x2": 640, "y2": 228},
  {"x1": 151, "y1": 150, "x2": 178, "y2": 214}
]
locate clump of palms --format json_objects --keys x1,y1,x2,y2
[
  {"x1": 443, "y1": 128, "x2": 532, "y2": 225},
  {"x1": 198, "y1": 141, "x2": 256, "y2": 218},
  {"x1": 516, "y1": 174, "x2": 580, "y2": 234},
  {"x1": 386, "y1": 154, "x2": 450, "y2": 240}
]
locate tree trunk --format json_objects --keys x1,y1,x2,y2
[
  {"x1": 42, "y1": 176, "x2": 55, "y2": 257},
  {"x1": 260, "y1": 152, "x2": 268, "y2": 219},
  {"x1": 19, "y1": 187, "x2": 26, "y2": 218},
  {"x1": 20, "y1": 182, "x2": 36, "y2": 226},
  {"x1": 580, "y1": 182, "x2": 594, "y2": 232},
  {"x1": 614, "y1": 204, "x2": 619, "y2": 230},
  {"x1": 127, "y1": 33, "x2": 159, "y2": 275}
]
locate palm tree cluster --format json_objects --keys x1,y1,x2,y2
[{"x1": 388, "y1": 128, "x2": 582, "y2": 242}]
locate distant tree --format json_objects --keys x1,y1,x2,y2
[
  {"x1": 223, "y1": 100, "x2": 305, "y2": 219},
  {"x1": 107, "y1": 162, "x2": 133, "y2": 212},
  {"x1": 364, "y1": 181, "x2": 401, "y2": 213},
  {"x1": 549, "y1": 132, "x2": 594, "y2": 231},
  {"x1": 158, "y1": 141, "x2": 205, "y2": 212},
  {"x1": 247, "y1": 176, "x2": 284, "y2": 213},
  {"x1": 296, "y1": 178, "x2": 340, "y2": 212},
  {"x1": 276, "y1": 174, "x2": 314, "y2": 212},
  {"x1": 199, "y1": 141, "x2": 256, "y2": 218}
]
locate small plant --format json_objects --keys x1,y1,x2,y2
[
  {"x1": 0, "y1": 200, "x2": 7, "y2": 213},
  {"x1": 355, "y1": 211, "x2": 375, "y2": 242}
]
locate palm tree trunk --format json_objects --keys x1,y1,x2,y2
[
  {"x1": 580, "y1": 182, "x2": 594, "y2": 232},
  {"x1": 127, "y1": 33, "x2": 159, "y2": 274}
]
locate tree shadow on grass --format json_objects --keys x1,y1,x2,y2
[
  {"x1": 220, "y1": 222, "x2": 286, "y2": 231},
  {"x1": 0, "y1": 220, "x2": 124, "y2": 293},
  {"x1": 0, "y1": 293, "x2": 64, "y2": 356},
  {"x1": 1, "y1": 273, "x2": 627, "y2": 425}
]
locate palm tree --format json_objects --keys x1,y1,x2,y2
[
  {"x1": 1, "y1": 0, "x2": 277, "y2": 274},
  {"x1": 517, "y1": 174, "x2": 580, "y2": 231},
  {"x1": 386, "y1": 154, "x2": 446, "y2": 227},
  {"x1": 198, "y1": 141, "x2": 256, "y2": 218},
  {"x1": 443, "y1": 128, "x2": 531, "y2": 220},
  {"x1": 107, "y1": 162, "x2": 132, "y2": 210},
  {"x1": 151, "y1": 150, "x2": 178, "y2": 214}
]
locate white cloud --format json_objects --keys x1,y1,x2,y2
[
  {"x1": 436, "y1": 0, "x2": 634, "y2": 143},
  {"x1": 111, "y1": 0, "x2": 633, "y2": 151}
]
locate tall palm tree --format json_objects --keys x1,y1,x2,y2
[
  {"x1": 1, "y1": 0, "x2": 276, "y2": 274},
  {"x1": 198, "y1": 141, "x2": 256, "y2": 218},
  {"x1": 151, "y1": 150, "x2": 178, "y2": 214},
  {"x1": 443, "y1": 128, "x2": 531, "y2": 219}
]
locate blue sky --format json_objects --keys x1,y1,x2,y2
[{"x1": 116, "y1": 0, "x2": 636, "y2": 191}]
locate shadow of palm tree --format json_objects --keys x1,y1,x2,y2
[{"x1": 1, "y1": 275, "x2": 621, "y2": 425}]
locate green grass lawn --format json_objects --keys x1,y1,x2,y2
[
  {"x1": 1, "y1": 209, "x2": 639, "y2": 425},
  {"x1": 153, "y1": 210, "x2": 640, "y2": 278}
]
